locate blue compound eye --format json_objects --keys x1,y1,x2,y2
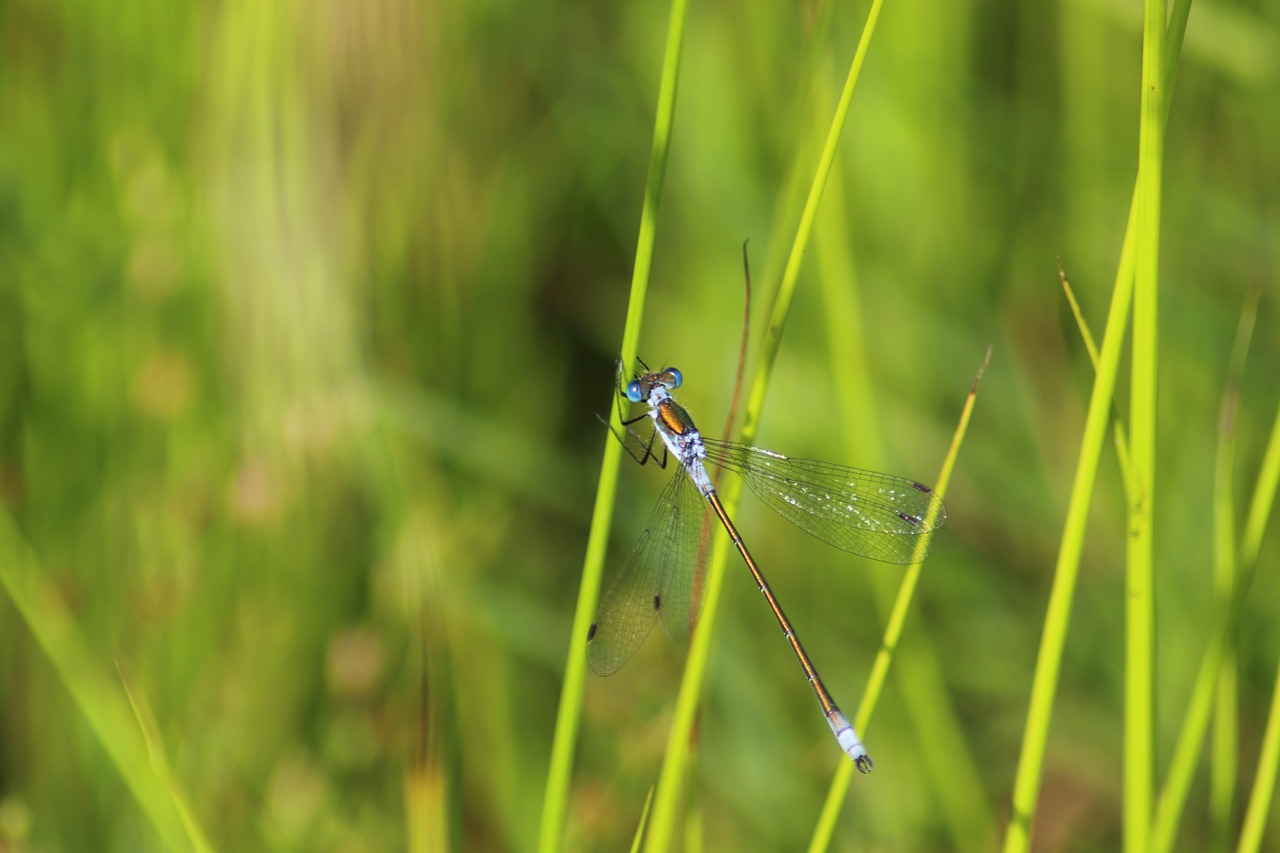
[
  {"x1": 664, "y1": 367, "x2": 682, "y2": 389},
  {"x1": 625, "y1": 380, "x2": 644, "y2": 403}
]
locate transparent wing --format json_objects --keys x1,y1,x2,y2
[
  {"x1": 587, "y1": 470, "x2": 713, "y2": 676},
  {"x1": 702, "y1": 438, "x2": 946, "y2": 565}
]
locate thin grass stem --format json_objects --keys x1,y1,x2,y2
[
  {"x1": 1001, "y1": 193, "x2": 1137, "y2": 853},
  {"x1": 538, "y1": 0, "x2": 689, "y2": 848},
  {"x1": 1059, "y1": 261, "x2": 1134, "y2": 486},
  {"x1": 1148, "y1": 291, "x2": 1259, "y2": 852},
  {"x1": 739, "y1": 0, "x2": 887, "y2": 447},
  {"x1": 1004, "y1": 2, "x2": 1190, "y2": 846},
  {"x1": 1235, "y1": 396, "x2": 1280, "y2": 853},
  {"x1": 1123, "y1": 0, "x2": 1168, "y2": 844},
  {"x1": 810, "y1": 348, "x2": 989, "y2": 852}
]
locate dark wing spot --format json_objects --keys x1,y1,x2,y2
[
  {"x1": 898, "y1": 512, "x2": 923, "y2": 525},
  {"x1": 587, "y1": 623, "x2": 598, "y2": 641},
  {"x1": 911, "y1": 482, "x2": 933, "y2": 493},
  {"x1": 653, "y1": 594, "x2": 662, "y2": 612}
]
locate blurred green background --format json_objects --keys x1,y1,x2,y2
[{"x1": 2, "y1": 0, "x2": 1278, "y2": 850}]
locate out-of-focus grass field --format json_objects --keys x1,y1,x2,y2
[{"x1": 2, "y1": 0, "x2": 1279, "y2": 850}]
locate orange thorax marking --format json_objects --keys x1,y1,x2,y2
[{"x1": 657, "y1": 399, "x2": 696, "y2": 436}]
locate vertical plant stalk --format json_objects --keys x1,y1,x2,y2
[
  {"x1": 537, "y1": 0, "x2": 689, "y2": 849},
  {"x1": 1125, "y1": 0, "x2": 1166, "y2": 846},
  {"x1": 1002, "y1": 202, "x2": 1137, "y2": 853},
  {"x1": 1002, "y1": 2, "x2": 1189, "y2": 848}
]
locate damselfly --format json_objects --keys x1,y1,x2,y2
[{"x1": 587, "y1": 364, "x2": 946, "y2": 770}]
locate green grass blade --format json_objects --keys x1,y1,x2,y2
[
  {"x1": 1148, "y1": 290, "x2": 1259, "y2": 853},
  {"x1": 0, "y1": 511, "x2": 212, "y2": 852},
  {"x1": 806, "y1": 117, "x2": 989, "y2": 850},
  {"x1": 641, "y1": 486, "x2": 733, "y2": 853},
  {"x1": 809, "y1": 348, "x2": 990, "y2": 853},
  {"x1": 1002, "y1": 197, "x2": 1138, "y2": 853},
  {"x1": 1059, "y1": 261, "x2": 1134, "y2": 487},
  {"x1": 1210, "y1": 293, "x2": 1258, "y2": 844},
  {"x1": 1235, "y1": 396, "x2": 1280, "y2": 853},
  {"x1": 628, "y1": 786, "x2": 655, "y2": 853},
  {"x1": 537, "y1": 0, "x2": 689, "y2": 848},
  {"x1": 1011, "y1": 5, "x2": 1189, "y2": 849},
  {"x1": 1061, "y1": 155, "x2": 1231, "y2": 853},
  {"x1": 1147, "y1": 563, "x2": 1261, "y2": 853},
  {"x1": 1238, "y1": 668, "x2": 1280, "y2": 853},
  {"x1": 739, "y1": 0, "x2": 887, "y2": 447},
  {"x1": 1148, "y1": 602, "x2": 1237, "y2": 853},
  {"x1": 1124, "y1": 0, "x2": 1168, "y2": 843},
  {"x1": 1239, "y1": 406, "x2": 1280, "y2": 574}
]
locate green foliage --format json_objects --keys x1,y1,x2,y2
[{"x1": 1, "y1": 0, "x2": 1278, "y2": 850}]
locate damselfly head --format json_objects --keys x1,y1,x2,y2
[{"x1": 624, "y1": 366, "x2": 682, "y2": 403}]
